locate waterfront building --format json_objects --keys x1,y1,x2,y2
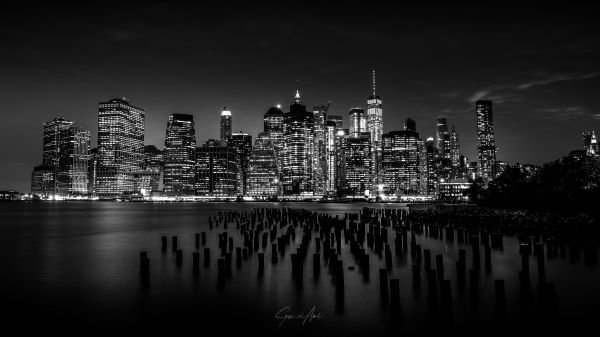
[
  {"x1": 476, "y1": 100, "x2": 497, "y2": 181},
  {"x1": 195, "y1": 139, "x2": 238, "y2": 197},
  {"x1": 96, "y1": 98, "x2": 145, "y2": 196},
  {"x1": 344, "y1": 132, "x2": 372, "y2": 195},
  {"x1": 247, "y1": 132, "x2": 279, "y2": 197},
  {"x1": 382, "y1": 118, "x2": 420, "y2": 195},
  {"x1": 163, "y1": 113, "x2": 196, "y2": 196},
  {"x1": 229, "y1": 132, "x2": 253, "y2": 195},
  {"x1": 220, "y1": 107, "x2": 232, "y2": 146}
]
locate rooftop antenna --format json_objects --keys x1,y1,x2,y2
[{"x1": 372, "y1": 68, "x2": 376, "y2": 96}]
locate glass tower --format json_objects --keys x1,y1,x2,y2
[
  {"x1": 163, "y1": 113, "x2": 196, "y2": 196},
  {"x1": 475, "y1": 100, "x2": 497, "y2": 180}
]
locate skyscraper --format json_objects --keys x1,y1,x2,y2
[
  {"x1": 220, "y1": 107, "x2": 232, "y2": 146},
  {"x1": 366, "y1": 69, "x2": 383, "y2": 143},
  {"x1": 367, "y1": 69, "x2": 384, "y2": 189},
  {"x1": 382, "y1": 118, "x2": 421, "y2": 195},
  {"x1": 344, "y1": 132, "x2": 372, "y2": 196},
  {"x1": 163, "y1": 113, "x2": 196, "y2": 196},
  {"x1": 282, "y1": 89, "x2": 314, "y2": 196},
  {"x1": 325, "y1": 120, "x2": 337, "y2": 194},
  {"x1": 583, "y1": 131, "x2": 599, "y2": 157},
  {"x1": 476, "y1": 100, "x2": 497, "y2": 180},
  {"x1": 247, "y1": 132, "x2": 279, "y2": 197},
  {"x1": 423, "y1": 137, "x2": 437, "y2": 196},
  {"x1": 449, "y1": 126, "x2": 461, "y2": 166},
  {"x1": 312, "y1": 105, "x2": 329, "y2": 196},
  {"x1": 348, "y1": 107, "x2": 367, "y2": 138},
  {"x1": 195, "y1": 139, "x2": 238, "y2": 197},
  {"x1": 229, "y1": 132, "x2": 253, "y2": 195},
  {"x1": 32, "y1": 117, "x2": 90, "y2": 196},
  {"x1": 264, "y1": 106, "x2": 285, "y2": 185},
  {"x1": 436, "y1": 117, "x2": 450, "y2": 159},
  {"x1": 96, "y1": 98, "x2": 145, "y2": 196},
  {"x1": 137, "y1": 145, "x2": 163, "y2": 194}
]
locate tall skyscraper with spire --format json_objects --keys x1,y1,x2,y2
[
  {"x1": 367, "y1": 69, "x2": 384, "y2": 188},
  {"x1": 220, "y1": 107, "x2": 232, "y2": 146},
  {"x1": 282, "y1": 87, "x2": 314, "y2": 195}
]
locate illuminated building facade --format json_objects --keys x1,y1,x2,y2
[
  {"x1": 229, "y1": 132, "x2": 253, "y2": 195},
  {"x1": 382, "y1": 119, "x2": 420, "y2": 195},
  {"x1": 476, "y1": 100, "x2": 497, "y2": 181},
  {"x1": 583, "y1": 131, "x2": 599, "y2": 157},
  {"x1": 436, "y1": 117, "x2": 450, "y2": 160},
  {"x1": 367, "y1": 69, "x2": 383, "y2": 188},
  {"x1": 438, "y1": 178, "x2": 471, "y2": 201},
  {"x1": 247, "y1": 132, "x2": 279, "y2": 197},
  {"x1": 344, "y1": 132, "x2": 372, "y2": 195},
  {"x1": 195, "y1": 139, "x2": 239, "y2": 196},
  {"x1": 281, "y1": 90, "x2": 314, "y2": 195},
  {"x1": 220, "y1": 107, "x2": 232, "y2": 146},
  {"x1": 424, "y1": 137, "x2": 437, "y2": 195},
  {"x1": 32, "y1": 117, "x2": 90, "y2": 196},
  {"x1": 137, "y1": 145, "x2": 163, "y2": 194},
  {"x1": 450, "y1": 126, "x2": 460, "y2": 166},
  {"x1": 163, "y1": 113, "x2": 196, "y2": 196},
  {"x1": 325, "y1": 120, "x2": 337, "y2": 194},
  {"x1": 349, "y1": 107, "x2": 366, "y2": 138},
  {"x1": 312, "y1": 105, "x2": 328, "y2": 196},
  {"x1": 96, "y1": 98, "x2": 145, "y2": 196}
]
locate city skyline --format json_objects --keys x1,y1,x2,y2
[{"x1": 2, "y1": 3, "x2": 600, "y2": 192}]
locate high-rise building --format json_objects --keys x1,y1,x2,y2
[
  {"x1": 137, "y1": 145, "x2": 163, "y2": 194},
  {"x1": 366, "y1": 69, "x2": 383, "y2": 143},
  {"x1": 436, "y1": 117, "x2": 450, "y2": 159},
  {"x1": 325, "y1": 120, "x2": 337, "y2": 194},
  {"x1": 344, "y1": 132, "x2": 372, "y2": 195},
  {"x1": 367, "y1": 69, "x2": 384, "y2": 188},
  {"x1": 32, "y1": 117, "x2": 90, "y2": 196},
  {"x1": 475, "y1": 100, "x2": 497, "y2": 180},
  {"x1": 327, "y1": 115, "x2": 346, "y2": 193},
  {"x1": 449, "y1": 126, "x2": 461, "y2": 166},
  {"x1": 229, "y1": 132, "x2": 253, "y2": 195},
  {"x1": 88, "y1": 147, "x2": 98, "y2": 194},
  {"x1": 247, "y1": 132, "x2": 279, "y2": 197},
  {"x1": 264, "y1": 106, "x2": 285, "y2": 182},
  {"x1": 96, "y1": 98, "x2": 145, "y2": 196},
  {"x1": 382, "y1": 118, "x2": 421, "y2": 195},
  {"x1": 220, "y1": 107, "x2": 232, "y2": 146},
  {"x1": 195, "y1": 139, "x2": 238, "y2": 197},
  {"x1": 583, "y1": 131, "x2": 599, "y2": 157},
  {"x1": 281, "y1": 89, "x2": 314, "y2": 196},
  {"x1": 312, "y1": 104, "x2": 329, "y2": 196},
  {"x1": 348, "y1": 107, "x2": 366, "y2": 138},
  {"x1": 423, "y1": 137, "x2": 437, "y2": 195},
  {"x1": 163, "y1": 114, "x2": 196, "y2": 196}
]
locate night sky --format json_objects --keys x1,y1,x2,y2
[{"x1": 1, "y1": 2, "x2": 599, "y2": 192}]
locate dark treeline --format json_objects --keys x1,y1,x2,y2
[{"x1": 467, "y1": 150, "x2": 600, "y2": 215}]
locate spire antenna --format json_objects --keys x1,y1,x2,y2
[
  {"x1": 294, "y1": 80, "x2": 301, "y2": 103},
  {"x1": 372, "y1": 68, "x2": 376, "y2": 96}
]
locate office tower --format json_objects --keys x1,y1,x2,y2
[
  {"x1": 312, "y1": 104, "x2": 329, "y2": 196},
  {"x1": 96, "y1": 98, "x2": 145, "y2": 196},
  {"x1": 264, "y1": 106, "x2": 285, "y2": 177},
  {"x1": 348, "y1": 107, "x2": 366, "y2": 138},
  {"x1": 32, "y1": 117, "x2": 90, "y2": 196},
  {"x1": 583, "y1": 131, "x2": 599, "y2": 157},
  {"x1": 382, "y1": 118, "x2": 421, "y2": 195},
  {"x1": 247, "y1": 132, "x2": 279, "y2": 197},
  {"x1": 436, "y1": 117, "x2": 451, "y2": 159},
  {"x1": 475, "y1": 100, "x2": 497, "y2": 180},
  {"x1": 163, "y1": 114, "x2": 196, "y2": 196},
  {"x1": 87, "y1": 148, "x2": 98, "y2": 194},
  {"x1": 31, "y1": 165, "x2": 54, "y2": 196},
  {"x1": 344, "y1": 132, "x2": 372, "y2": 195},
  {"x1": 282, "y1": 89, "x2": 314, "y2": 196},
  {"x1": 336, "y1": 129, "x2": 348, "y2": 192},
  {"x1": 220, "y1": 107, "x2": 232, "y2": 146},
  {"x1": 449, "y1": 126, "x2": 461, "y2": 166},
  {"x1": 229, "y1": 132, "x2": 253, "y2": 195},
  {"x1": 136, "y1": 145, "x2": 163, "y2": 194},
  {"x1": 195, "y1": 139, "x2": 239, "y2": 197},
  {"x1": 423, "y1": 137, "x2": 437, "y2": 195},
  {"x1": 325, "y1": 120, "x2": 337, "y2": 194}
]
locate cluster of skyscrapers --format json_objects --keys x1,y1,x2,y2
[{"x1": 31, "y1": 71, "x2": 506, "y2": 200}]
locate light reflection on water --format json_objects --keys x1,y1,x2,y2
[{"x1": 1, "y1": 201, "x2": 599, "y2": 335}]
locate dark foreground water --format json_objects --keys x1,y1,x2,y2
[{"x1": 1, "y1": 202, "x2": 599, "y2": 336}]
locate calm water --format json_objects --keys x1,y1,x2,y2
[{"x1": 1, "y1": 202, "x2": 599, "y2": 335}]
